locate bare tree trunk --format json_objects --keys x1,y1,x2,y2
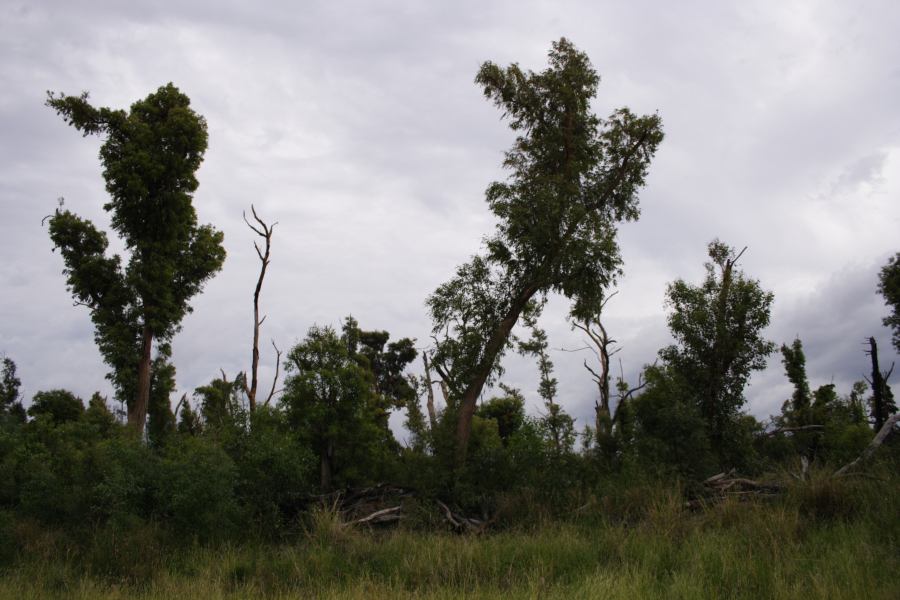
[
  {"x1": 868, "y1": 337, "x2": 886, "y2": 430},
  {"x1": 130, "y1": 325, "x2": 153, "y2": 436},
  {"x1": 321, "y1": 441, "x2": 334, "y2": 491},
  {"x1": 572, "y1": 292, "x2": 619, "y2": 446},
  {"x1": 422, "y1": 353, "x2": 438, "y2": 430},
  {"x1": 242, "y1": 205, "x2": 276, "y2": 413}
]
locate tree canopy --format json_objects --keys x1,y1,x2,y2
[
  {"x1": 428, "y1": 38, "x2": 663, "y2": 461},
  {"x1": 46, "y1": 84, "x2": 226, "y2": 435}
]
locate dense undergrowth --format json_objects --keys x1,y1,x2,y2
[{"x1": 1, "y1": 459, "x2": 897, "y2": 599}]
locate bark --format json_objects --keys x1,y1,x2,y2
[
  {"x1": 868, "y1": 337, "x2": 886, "y2": 430},
  {"x1": 422, "y1": 353, "x2": 438, "y2": 430},
  {"x1": 320, "y1": 440, "x2": 334, "y2": 491},
  {"x1": 242, "y1": 205, "x2": 276, "y2": 413},
  {"x1": 572, "y1": 295, "x2": 617, "y2": 441},
  {"x1": 130, "y1": 324, "x2": 154, "y2": 436},
  {"x1": 345, "y1": 506, "x2": 403, "y2": 527}
]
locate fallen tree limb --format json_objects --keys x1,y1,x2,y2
[
  {"x1": 345, "y1": 505, "x2": 403, "y2": 527},
  {"x1": 701, "y1": 469, "x2": 784, "y2": 497},
  {"x1": 435, "y1": 499, "x2": 487, "y2": 534},
  {"x1": 765, "y1": 425, "x2": 824, "y2": 436},
  {"x1": 834, "y1": 412, "x2": 900, "y2": 477}
]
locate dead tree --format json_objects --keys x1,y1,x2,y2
[
  {"x1": 422, "y1": 352, "x2": 438, "y2": 430},
  {"x1": 572, "y1": 292, "x2": 619, "y2": 441},
  {"x1": 242, "y1": 205, "x2": 280, "y2": 412},
  {"x1": 865, "y1": 337, "x2": 896, "y2": 430}
]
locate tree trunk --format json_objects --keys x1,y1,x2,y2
[
  {"x1": 243, "y1": 205, "x2": 275, "y2": 413},
  {"x1": 869, "y1": 337, "x2": 886, "y2": 430},
  {"x1": 130, "y1": 325, "x2": 153, "y2": 436},
  {"x1": 320, "y1": 441, "x2": 334, "y2": 491},
  {"x1": 422, "y1": 353, "x2": 438, "y2": 431},
  {"x1": 455, "y1": 283, "x2": 539, "y2": 464}
]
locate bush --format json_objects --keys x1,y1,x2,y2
[{"x1": 156, "y1": 437, "x2": 239, "y2": 540}]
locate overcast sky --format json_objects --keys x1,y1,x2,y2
[{"x1": 1, "y1": 0, "x2": 898, "y2": 431}]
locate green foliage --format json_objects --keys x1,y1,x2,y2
[
  {"x1": 659, "y1": 240, "x2": 774, "y2": 464},
  {"x1": 6, "y1": 465, "x2": 897, "y2": 598},
  {"x1": 0, "y1": 358, "x2": 24, "y2": 422},
  {"x1": 147, "y1": 354, "x2": 176, "y2": 446},
  {"x1": 878, "y1": 252, "x2": 900, "y2": 352},
  {"x1": 517, "y1": 311, "x2": 575, "y2": 454},
  {"x1": 428, "y1": 39, "x2": 663, "y2": 458},
  {"x1": 27, "y1": 390, "x2": 84, "y2": 425},
  {"x1": 342, "y1": 316, "x2": 417, "y2": 440},
  {"x1": 46, "y1": 84, "x2": 226, "y2": 430},
  {"x1": 476, "y1": 386, "x2": 526, "y2": 445},
  {"x1": 281, "y1": 324, "x2": 386, "y2": 490},
  {"x1": 774, "y1": 339, "x2": 881, "y2": 465},
  {"x1": 630, "y1": 365, "x2": 716, "y2": 477},
  {"x1": 475, "y1": 39, "x2": 663, "y2": 321},
  {"x1": 156, "y1": 437, "x2": 239, "y2": 539},
  {"x1": 176, "y1": 401, "x2": 202, "y2": 436},
  {"x1": 84, "y1": 393, "x2": 117, "y2": 436},
  {"x1": 781, "y1": 338, "x2": 811, "y2": 415},
  {"x1": 230, "y1": 408, "x2": 316, "y2": 534},
  {"x1": 193, "y1": 375, "x2": 245, "y2": 434},
  {"x1": 428, "y1": 255, "x2": 514, "y2": 400}
]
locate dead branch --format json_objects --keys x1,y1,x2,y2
[
  {"x1": 263, "y1": 340, "x2": 283, "y2": 407},
  {"x1": 344, "y1": 505, "x2": 403, "y2": 527},
  {"x1": 435, "y1": 499, "x2": 487, "y2": 534},
  {"x1": 702, "y1": 469, "x2": 784, "y2": 494},
  {"x1": 834, "y1": 412, "x2": 900, "y2": 477},
  {"x1": 173, "y1": 393, "x2": 187, "y2": 421},
  {"x1": 765, "y1": 424, "x2": 824, "y2": 436}
]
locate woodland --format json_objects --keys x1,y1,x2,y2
[{"x1": 0, "y1": 39, "x2": 898, "y2": 599}]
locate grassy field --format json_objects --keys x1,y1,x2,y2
[{"x1": 1, "y1": 474, "x2": 897, "y2": 599}]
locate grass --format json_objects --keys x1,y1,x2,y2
[{"x1": 1, "y1": 473, "x2": 897, "y2": 599}]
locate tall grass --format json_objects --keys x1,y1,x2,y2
[{"x1": 1, "y1": 472, "x2": 897, "y2": 599}]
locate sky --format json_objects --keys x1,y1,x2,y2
[{"x1": 1, "y1": 0, "x2": 898, "y2": 432}]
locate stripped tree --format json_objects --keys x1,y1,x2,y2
[{"x1": 241, "y1": 205, "x2": 281, "y2": 412}]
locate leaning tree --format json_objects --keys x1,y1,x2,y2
[
  {"x1": 47, "y1": 84, "x2": 226, "y2": 436},
  {"x1": 427, "y1": 38, "x2": 664, "y2": 462}
]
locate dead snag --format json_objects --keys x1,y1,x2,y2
[{"x1": 242, "y1": 205, "x2": 278, "y2": 412}]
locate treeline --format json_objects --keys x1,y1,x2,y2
[{"x1": 1, "y1": 39, "x2": 898, "y2": 544}]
